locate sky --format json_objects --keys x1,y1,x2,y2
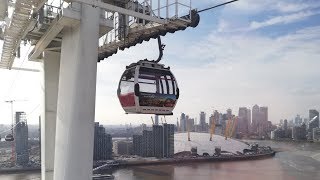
[{"x1": 0, "y1": 0, "x2": 320, "y2": 125}]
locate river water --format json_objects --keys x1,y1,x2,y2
[{"x1": 1, "y1": 140, "x2": 320, "y2": 180}]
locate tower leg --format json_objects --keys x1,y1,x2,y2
[
  {"x1": 41, "y1": 51, "x2": 60, "y2": 180},
  {"x1": 53, "y1": 3, "x2": 100, "y2": 180}
]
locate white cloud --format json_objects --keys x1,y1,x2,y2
[{"x1": 249, "y1": 10, "x2": 320, "y2": 30}]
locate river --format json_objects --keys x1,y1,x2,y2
[{"x1": 1, "y1": 140, "x2": 320, "y2": 180}]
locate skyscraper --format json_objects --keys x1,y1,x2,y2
[
  {"x1": 226, "y1": 109, "x2": 232, "y2": 120},
  {"x1": 247, "y1": 109, "x2": 251, "y2": 129},
  {"x1": 180, "y1": 113, "x2": 186, "y2": 132},
  {"x1": 260, "y1": 107, "x2": 268, "y2": 122},
  {"x1": 93, "y1": 123, "x2": 112, "y2": 160},
  {"x1": 238, "y1": 107, "x2": 249, "y2": 134},
  {"x1": 15, "y1": 112, "x2": 29, "y2": 166},
  {"x1": 309, "y1": 109, "x2": 319, "y2": 133},
  {"x1": 252, "y1": 105, "x2": 260, "y2": 133},
  {"x1": 200, "y1": 112, "x2": 206, "y2": 132},
  {"x1": 213, "y1": 110, "x2": 220, "y2": 124}
]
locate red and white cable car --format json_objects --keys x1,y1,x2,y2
[{"x1": 117, "y1": 37, "x2": 179, "y2": 115}]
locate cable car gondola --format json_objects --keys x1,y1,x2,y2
[
  {"x1": 5, "y1": 134, "x2": 14, "y2": 141},
  {"x1": 117, "y1": 37, "x2": 179, "y2": 115}
]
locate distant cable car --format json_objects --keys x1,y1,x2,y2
[
  {"x1": 117, "y1": 37, "x2": 179, "y2": 115},
  {"x1": 5, "y1": 134, "x2": 14, "y2": 141}
]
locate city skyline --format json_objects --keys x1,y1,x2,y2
[{"x1": 1, "y1": 0, "x2": 320, "y2": 125}]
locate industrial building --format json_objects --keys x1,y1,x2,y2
[
  {"x1": 15, "y1": 112, "x2": 29, "y2": 166},
  {"x1": 93, "y1": 123, "x2": 112, "y2": 160}
]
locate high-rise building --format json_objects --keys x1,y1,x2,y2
[
  {"x1": 188, "y1": 118, "x2": 195, "y2": 132},
  {"x1": 15, "y1": 112, "x2": 29, "y2": 166},
  {"x1": 133, "y1": 135, "x2": 143, "y2": 156},
  {"x1": 93, "y1": 123, "x2": 112, "y2": 160},
  {"x1": 226, "y1": 109, "x2": 232, "y2": 120},
  {"x1": 238, "y1": 107, "x2": 249, "y2": 134},
  {"x1": 180, "y1": 113, "x2": 186, "y2": 132},
  {"x1": 252, "y1": 105, "x2": 260, "y2": 133},
  {"x1": 199, "y1": 112, "x2": 206, "y2": 132},
  {"x1": 163, "y1": 124, "x2": 174, "y2": 158},
  {"x1": 153, "y1": 125, "x2": 163, "y2": 158},
  {"x1": 294, "y1": 115, "x2": 302, "y2": 126},
  {"x1": 209, "y1": 114, "x2": 214, "y2": 127},
  {"x1": 247, "y1": 109, "x2": 251, "y2": 128},
  {"x1": 309, "y1": 109, "x2": 319, "y2": 132},
  {"x1": 213, "y1": 110, "x2": 220, "y2": 124},
  {"x1": 113, "y1": 141, "x2": 133, "y2": 155},
  {"x1": 260, "y1": 107, "x2": 268, "y2": 122},
  {"x1": 142, "y1": 130, "x2": 154, "y2": 157},
  {"x1": 283, "y1": 119, "x2": 288, "y2": 131}
]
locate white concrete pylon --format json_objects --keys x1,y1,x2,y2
[
  {"x1": 53, "y1": 3, "x2": 100, "y2": 180},
  {"x1": 41, "y1": 51, "x2": 60, "y2": 180}
]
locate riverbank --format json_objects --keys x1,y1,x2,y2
[
  {"x1": 0, "y1": 167, "x2": 40, "y2": 174},
  {"x1": 96, "y1": 151, "x2": 276, "y2": 170}
]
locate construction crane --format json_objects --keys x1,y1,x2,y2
[{"x1": 210, "y1": 121, "x2": 216, "y2": 141}]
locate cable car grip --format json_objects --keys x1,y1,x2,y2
[{"x1": 155, "y1": 36, "x2": 165, "y2": 63}]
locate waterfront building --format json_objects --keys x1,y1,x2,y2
[
  {"x1": 133, "y1": 135, "x2": 143, "y2": 156},
  {"x1": 153, "y1": 125, "x2": 163, "y2": 158},
  {"x1": 143, "y1": 130, "x2": 154, "y2": 157},
  {"x1": 15, "y1": 112, "x2": 29, "y2": 166},
  {"x1": 133, "y1": 124, "x2": 175, "y2": 158},
  {"x1": 113, "y1": 140, "x2": 133, "y2": 155},
  {"x1": 163, "y1": 123, "x2": 175, "y2": 158},
  {"x1": 93, "y1": 123, "x2": 112, "y2": 160}
]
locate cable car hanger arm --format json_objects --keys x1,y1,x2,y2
[{"x1": 155, "y1": 36, "x2": 165, "y2": 63}]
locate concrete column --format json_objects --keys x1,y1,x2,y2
[
  {"x1": 53, "y1": 3, "x2": 100, "y2": 180},
  {"x1": 41, "y1": 51, "x2": 60, "y2": 180}
]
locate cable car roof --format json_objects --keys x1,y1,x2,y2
[{"x1": 126, "y1": 60, "x2": 170, "y2": 70}]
